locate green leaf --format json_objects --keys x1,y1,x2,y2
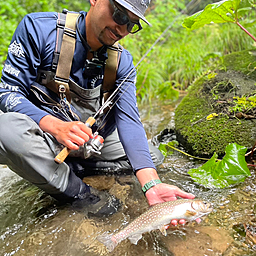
[
  {"x1": 159, "y1": 141, "x2": 179, "y2": 157},
  {"x1": 159, "y1": 143, "x2": 168, "y2": 157},
  {"x1": 182, "y1": 0, "x2": 241, "y2": 30},
  {"x1": 188, "y1": 143, "x2": 251, "y2": 188}
]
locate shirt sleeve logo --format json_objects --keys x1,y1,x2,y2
[
  {"x1": 8, "y1": 40, "x2": 25, "y2": 58},
  {"x1": 4, "y1": 64, "x2": 20, "y2": 77},
  {"x1": 0, "y1": 82, "x2": 19, "y2": 91},
  {"x1": 5, "y1": 93, "x2": 24, "y2": 111}
]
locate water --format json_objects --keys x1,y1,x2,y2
[{"x1": 1, "y1": 98, "x2": 256, "y2": 256}]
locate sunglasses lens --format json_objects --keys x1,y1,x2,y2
[
  {"x1": 110, "y1": 0, "x2": 142, "y2": 34},
  {"x1": 113, "y1": 10, "x2": 129, "y2": 25},
  {"x1": 128, "y1": 23, "x2": 140, "y2": 33}
]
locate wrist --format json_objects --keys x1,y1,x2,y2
[
  {"x1": 136, "y1": 168, "x2": 159, "y2": 187},
  {"x1": 142, "y1": 179, "x2": 162, "y2": 194}
]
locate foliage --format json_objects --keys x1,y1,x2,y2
[
  {"x1": 0, "y1": 0, "x2": 90, "y2": 71},
  {"x1": 188, "y1": 143, "x2": 251, "y2": 188},
  {"x1": 230, "y1": 95, "x2": 256, "y2": 113},
  {"x1": 174, "y1": 57, "x2": 256, "y2": 157},
  {"x1": 183, "y1": 0, "x2": 256, "y2": 42},
  {"x1": 121, "y1": 0, "x2": 188, "y2": 103},
  {"x1": 159, "y1": 141, "x2": 179, "y2": 157},
  {"x1": 159, "y1": 140, "x2": 210, "y2": 161},
  {"x1": 122, "y1": 0, "x2": 256, "y2": 103}
]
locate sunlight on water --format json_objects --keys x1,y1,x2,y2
[{"x1": 0, "y1": 99, "x2": 256, "y2": 255}]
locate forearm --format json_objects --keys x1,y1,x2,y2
[
  {"x1": 136, "y1": 168, "x2": 160, "y2": 187},
  {"x1": 39, "y1": 115, "x2": 65, "y2": 137}
]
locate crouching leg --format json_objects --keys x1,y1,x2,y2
[{"x1": 0, "y1": 113, "x2": 119, "y2": 215}]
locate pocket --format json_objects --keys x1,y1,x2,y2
[{"x1": 69, "y1": 79, "x2": 102, "y2": 122}]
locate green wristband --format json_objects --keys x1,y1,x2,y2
[{"x1": 142, "y1": 179, "x2": 162, "y2": 194}]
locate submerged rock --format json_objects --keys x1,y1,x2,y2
[{"x1": 175, "y1": 49, "x2": 256, "y2": 157}]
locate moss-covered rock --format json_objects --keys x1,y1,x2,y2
[{"x1": 175, "y1": 49, "x2": 256, "y2": 157}]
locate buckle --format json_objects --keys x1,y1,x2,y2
[
  {"x1": 54, "y1": 76, "x2": 69, "y2": 85},
  {"x1": 64, "y1": 27, "x2": 76, "y2": 38}
]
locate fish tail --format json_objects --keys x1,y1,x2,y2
[{"x1": 97, "y1": 233, "x2": 118, "y2": 252}]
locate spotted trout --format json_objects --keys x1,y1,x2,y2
[{"x1": 97, "y1": 199, "x2": 212, "y2": 252}]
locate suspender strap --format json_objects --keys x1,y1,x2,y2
[
  {"x1": 103, "y1": 42, "x2": 122, "y2": 96},
  {"x1": 52, "y1": 13, "x2": 66, "y2": 72},
  {"x1": 56, "y1": 12, "x2": 78, "y2": 80},
  {"x1": 54, "y1": 12, "x2": 79, "y2": 102}
]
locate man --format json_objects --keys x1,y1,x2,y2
[{"x1": 0, "y1": 0, "x2": 195, "y2": 221}]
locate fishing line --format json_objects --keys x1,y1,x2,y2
[{"x1": 95, "y1": 0, "x2": 202, "y2": 132}]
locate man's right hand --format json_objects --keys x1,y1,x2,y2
[{"x1": 39, "y1": 115, "x2": 92, "y2": 150}]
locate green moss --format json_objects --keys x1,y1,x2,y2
[
  {"x1": 220, "y1": 49, "x2": 256, "y2": 80},
  {"x1": 175, "y1": 53, "x2": 256, "y2": 157}
]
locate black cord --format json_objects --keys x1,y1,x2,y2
[{"x1": 76, "y1": 14, "x2": 91, "y2": 51}]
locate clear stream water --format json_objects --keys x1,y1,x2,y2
[{"x1": 1, "y1": 98, "x2": 256, "y2": 256}]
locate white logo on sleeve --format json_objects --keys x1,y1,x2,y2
[
  {"x1": 4, "y1": 64, "x2": 20, "y2": 77},
  {"x1": 5, "y1": 93, "x2": 24, "y2": 111},
  {"x1": 0, "y1": 82, "x2": 19, "y2": 91},
  {"x1": 8, "y1": 40, "x2": 25, "y2": 58}
]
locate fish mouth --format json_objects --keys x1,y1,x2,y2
[{"x1": 191, "y1": 200, "x2": 213, "y2": 214}]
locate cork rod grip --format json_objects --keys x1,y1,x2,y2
[
  {"x1": 54, "y1": 147, "x2": 72, "y2": 164},
  {"x1": 54, "y1": 117, "x2": 96, "y2": 164}
]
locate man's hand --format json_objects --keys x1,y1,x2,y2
[
  {"x1": 136, "y1": 168, "x2": 197, "y2": 226},
  {"x1": 145, "y1": 183, "x2": 196, "y2": 225},
  {"x1": 145, "y1": 183, "x2": 195, "y2": 206},
  {"x1": 39, "y1": 115, "x2": 92, "y2": 150}
]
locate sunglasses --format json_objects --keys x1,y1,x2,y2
[{"x1": 109, "y1": 0, "x2": 142, "y2": 34}]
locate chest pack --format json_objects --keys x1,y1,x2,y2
[{"x1": 36, "y1": 10, "x2": 122, "y2": 106}]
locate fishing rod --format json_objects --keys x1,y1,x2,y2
[{"x1": 54, "y1": 1, "x2": 197, "y2": 164}]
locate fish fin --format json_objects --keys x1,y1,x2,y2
[
  {"x1": 186, "y1": 210, "x2": 197, "y2": 216},
  {"x1": 159, "y1": 225, "x2": 167, "y2": 236},
  {"x1": 97, "y1": 234, "x2": 117, "y2": 252},
  {"x1": 128, "y1": 234, "x2": 142, "y2": 245}
]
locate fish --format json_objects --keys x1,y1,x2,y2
[{"x1": 97, "y1": 199, "x2": 212, "y2": 252}]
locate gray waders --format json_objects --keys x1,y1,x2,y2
[{"x1": 0, "y1": 112, "x2": 164, "y2": 201}]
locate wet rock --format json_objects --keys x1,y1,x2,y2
[
  {"x1": 222, "y1": 246, "x2": 246, "y2": 256},
  {"x1": 116, "y1": 175, "x2": 135, "y2": 185},
  {"x1": 109, "y1": 182, "x2": 131, "y2": 204},
  {"x1": 82, "y1": 175, "x2": 133, "y2": 205},
  {"x1": 83, "y1": 175, "x2": 116, "y2": 190},
  {"x1": 163, "y1": 226, "x2": 232, "y2": 256},
  {"x1": 27, "y1": 231, "x2": 46, "y2": 246},
  {"x1": 244, "y1": 222, "x2": 256, "y2": 247}
]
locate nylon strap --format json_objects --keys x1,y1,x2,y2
[
  {"x1": 103, "y1": 42, "x2": 121, "y2": 100},
  {"x1": 52, "y1": 13, "x2": 66, "y2": 72},
  {"x1": 55, "y1": 12, "x2": 79, "y2": 102}
]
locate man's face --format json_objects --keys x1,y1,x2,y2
[{"x1": 88, "y1": 0, "x2": 140, "y2": 47}]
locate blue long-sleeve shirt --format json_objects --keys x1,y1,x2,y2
[{"x1": 0, "y1": 11, "x2": 155, "y2": 172}]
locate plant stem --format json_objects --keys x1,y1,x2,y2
[{"x1": 236, "y1": 21, "x2": 256, "y2": 42}]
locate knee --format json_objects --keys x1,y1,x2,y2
[{"x1": 0, "y1": 113, "x2": 41, "y2": 153}]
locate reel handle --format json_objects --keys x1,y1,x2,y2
[{"x1": 54, "y1": 117, "x2": 96, "y2": 164}]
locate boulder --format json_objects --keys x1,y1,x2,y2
[{"x1": 175, "y1": 50, "x2": 256, "y2": 157}]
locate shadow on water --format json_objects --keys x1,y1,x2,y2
[{"x1": 1, "y1": 98, "x2": 256, "y2": 255}]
